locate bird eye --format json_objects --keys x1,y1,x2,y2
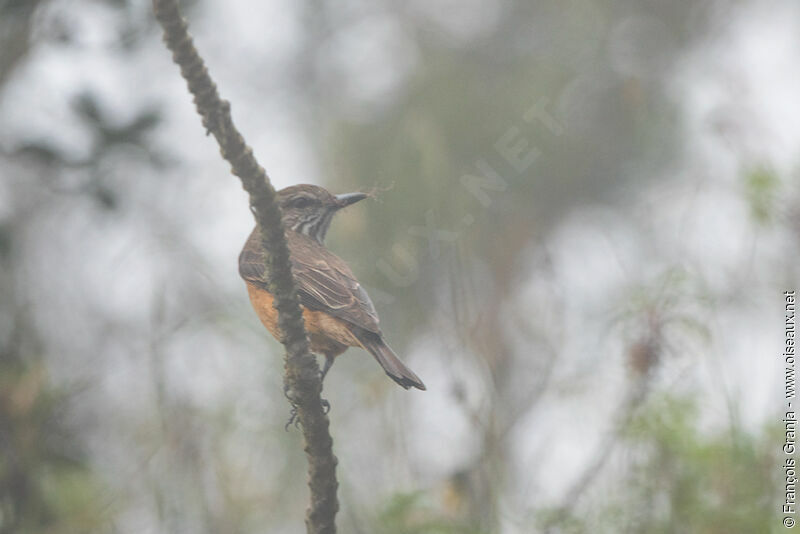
[{"x1": 291, "y1": 197, "x2": 313, "y2": 209}]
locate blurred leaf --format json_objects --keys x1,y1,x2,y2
[
  {"x1": 377, "y1": 491, "x2": 486, "y2": 534},
  {"x1": 126, "y1": 107, "x2": 161, "y2": 135},
  {"x1": 92, "y1": 183, "x2": 118, "y2": 211},
  {"x1": 14, "y1": 142, "x2": 66, "y2": 166},
  {"x1": 743, "y1": 165, "x2": 779, "y2": 225},
  {"x1": 72, "y1": 92, "x2": 103, "y2": 125}
]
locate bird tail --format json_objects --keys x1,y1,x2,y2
[{"x1": 358, "y1": 334, "x2": 426, "y2": 390}]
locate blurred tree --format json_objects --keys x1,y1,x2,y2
[
  {"x1": 320, "y1": 3, "x2": 727, "y2": 532},
  {"x1": 538, "y1": 394, "x2": 780, "y2": 534},
  {"x1": 0, "y1": 244, "x2": 109, "y2": 533}
]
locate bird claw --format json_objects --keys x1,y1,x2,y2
[
  {"x1": 282, "y1": 381, "x2": 331, "y2": 430},
  {"x1": 283, "y1": 382, "x2": 301, "y2": 431},
  {"x1": 284, "y1": 405, "x2": 301, "y2": 431}
]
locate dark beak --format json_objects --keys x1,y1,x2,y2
[{"x1": 335, "y1": 192, "x2": 368, "y2": 209}]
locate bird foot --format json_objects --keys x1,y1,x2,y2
[
  {"x1": 283, "y1": 382, "x2": 301, "y2": 431},
  {"x1": 283, "y1": 384, "x2": 331, "y2": 429},
  {"x1": 284, "y1": 405, "x2": 301, "y2": 431}
]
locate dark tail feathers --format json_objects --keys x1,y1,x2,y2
[{"x1": 358, "y1": 334, "x2": 426, "y2": 390}]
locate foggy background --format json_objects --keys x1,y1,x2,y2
[{"x1": 1, "y1": 0, "x2": 797, "y2": 532}]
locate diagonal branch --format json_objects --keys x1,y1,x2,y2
[{"x1": 152, "y1": 1, "x2": 338, "y2": 532}]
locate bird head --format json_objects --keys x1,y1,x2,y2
[{"x1": 276, "y1": 184, "x2": 367, "y2": 243}]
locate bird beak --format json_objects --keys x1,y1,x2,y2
[{"x1": 335, "y1": 192, "x2": 368, "y2": 209}]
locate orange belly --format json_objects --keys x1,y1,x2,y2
[{"x1": 246, "y1": 282, "x2": 362, "y2": 357}]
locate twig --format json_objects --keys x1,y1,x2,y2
[{"x1": 151, "y1": 1, "x2": 338, "y2": 532}]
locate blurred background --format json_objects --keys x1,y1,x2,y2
[{"x1": 1, "y1": 0, "x2": 797, "y2": 532}]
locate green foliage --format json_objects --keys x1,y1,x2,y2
[
  {"x1": 622, "y1": 395, "x2": 779, "y2": 534},
  {"x1": 542, "y1": 394, "x2": 781, "y2": 533},
  {"x1": 743, "y1": 165, "x2": 779, "y2": 225},
  {"x1": 0, "y1": 359, "x2": 110, "y2": 533},
  {"x1": 377, "y1": 492, "x2": 486, "y2": 534}
]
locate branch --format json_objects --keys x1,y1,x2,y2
[{"x1": 152, "y1": 2, "x2": 338, "y2": 532}]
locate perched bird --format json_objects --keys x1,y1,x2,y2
[{"x1": 239, "y1": 184, "x2": 426, "y2": 391}]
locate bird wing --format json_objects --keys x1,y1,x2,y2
[
  {"x1": 239, "y1": 228, "x2": 382, "y2": 334},
  {"x1": 239, "y1": 228, "x2": 270, "y2": 284}
]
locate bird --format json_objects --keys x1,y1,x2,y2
[{"x1": 239, "y1": 184, "x2": 426, "y2": 391}]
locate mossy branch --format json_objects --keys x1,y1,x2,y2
[{"x1": 152, "y1": 1, "x2": 338, "y2": 532}]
